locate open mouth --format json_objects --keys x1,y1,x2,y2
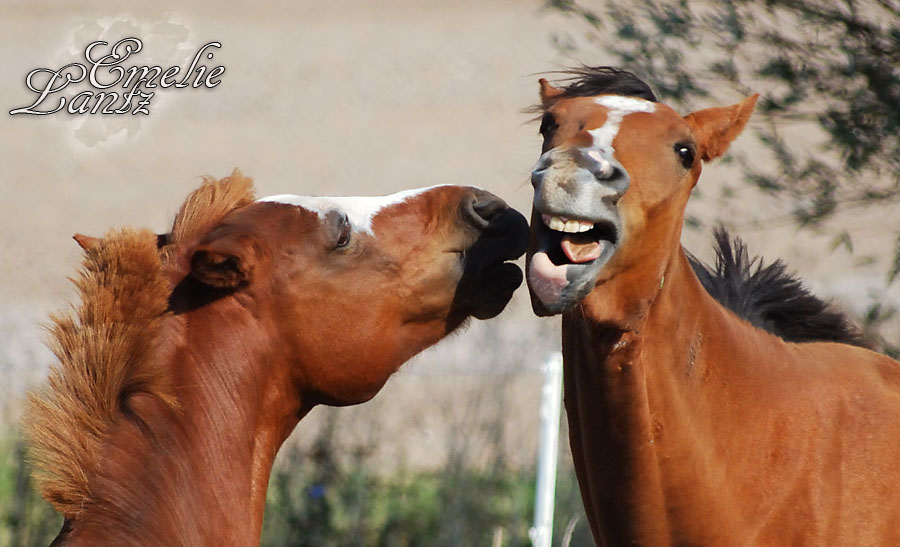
[
  {"x1": 527, "y1": 210, "x2": 620, "y2": 315},
  {"x1": 539, "y1": 214, "x2": 618, "y2": 265}
]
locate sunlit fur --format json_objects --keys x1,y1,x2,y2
[
  {"x1": 26, "y1": 171, "x2": 527, "y2": 545},
  {"x1": 27, "y1": 227, "x2": 175, "y2": 516},
  {"x1": 26, "y1": 172, "x2": 257, "y2": 541}
]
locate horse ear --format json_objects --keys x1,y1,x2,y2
[
  {"x1": 539, "y1": 78, "x2": 565, "y2": 106},
  {"x1": 73, "y1": 233, "x2": 100, "y2": 251},
  {"x1": 190, "y1": 233, "x2": 256, "y2": 289},
  {"x1": 684, "y1": 94, "x2": 759, "y2": 162}
]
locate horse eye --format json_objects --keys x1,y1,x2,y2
[
  {"x1": 539, "y1": 113, "x2": 558, "y2": 137},
  {"x1": 335, "y1": 217, "x2": 352, "y2": 249},
  {"x1": 324, "y1": 209, "x2": 352, "y2": 250},
  {"x1": 539, "y1": 113, "x2": 559, "y2": 153},
  {"x1": 675, "y1": 143, "x2": 696, "y2": 168}
]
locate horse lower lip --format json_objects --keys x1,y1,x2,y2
[
  {"x1": 458, "y1": 261, "x2": 523, "y2": 319},
  {"x1": 528, "y1": 251, "x2": 569, "y2": 307},
  {"x1": 485, "y1": 261, "x2": 523, "y2": 283}
]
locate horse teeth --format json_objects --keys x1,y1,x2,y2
[
  {"x1": 543, "y1": 215, "x2": 565, "y2": 231},
  {"x1": 542, "y1": 215, "x2": 595, "y2": 233},
  {"x1": 565, "y1": 220, "x2": 592, "y2": 233}
]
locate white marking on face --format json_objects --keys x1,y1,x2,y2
[
  {"x1": 587, "y1": 96, "x2": 656, "y2": 150},
  {"x1": 258, "y1": 185, "x2": 449, "y2": 235}
]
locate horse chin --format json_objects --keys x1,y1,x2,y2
[
  {"x1": 526, "y1": 216, "x2": 619, "y2": 316},
  {"x1": 527, "y1": 250, "x2": 614, "y2": 316},
  {"x1": 467, "y1": 261, "x2": 524, "y2": 319}
]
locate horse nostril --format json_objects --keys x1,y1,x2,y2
[
  {"x1": 603, "y1": 165, "x2": 623, "y2": 181},
  {"x1": 596, "y1": 160, "x2": 615, "y2": 179},
  {"x1": 531, "y1": 154, "x2": 551, "y2": 188},
  {"x1": 582, "y1": 149, "x2": 621, "y2": 181},
  {"x1": 466, "y1": 190, "x2": 508, "y2": 228}
]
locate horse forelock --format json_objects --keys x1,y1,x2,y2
[
  {"x1": 26, "y1": 171, "x2": 257, "y2": 519},
  {"x1": 165, "y1": 169, "x2": 256, "y2": 258},
  {"x1": 529, "y1": 66, "x2": 658, "y2": 114}
]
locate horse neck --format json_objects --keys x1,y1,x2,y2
[
  {"x1": 57, "y1": 297, "x2": 305, "y2": 546},
  {"x1": 563, "y1": 241, "x2": 754, "y2": 543}
]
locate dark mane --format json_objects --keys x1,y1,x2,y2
[
  {"x1": 689, "y1": 227, "x2": 864, "y2": 346},
  {"x1": 529, "y1": 66, "x2": 657, "y2": 114},
  {"x1": 554, "y1": 66, "x2": 657, "y2": 101}
]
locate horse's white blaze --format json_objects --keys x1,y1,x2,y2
[
  {"x1": 259, "y1": 185, "x2": 449, "y2": 236},
  {"x1": 587, "y1": 96, "x2": 656, "y2": 150}
]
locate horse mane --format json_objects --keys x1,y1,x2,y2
[
  {"x1": 25, "y1": 170, "x2": 256, "y2": 517},
  {"x1": 689, "y1": 227, "x2": 865, "y2": 346}
]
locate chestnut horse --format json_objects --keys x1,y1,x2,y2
[
  {"x1": 525, "y1": 67, "x2": 900, "y2": 545},
  {"x1": 26, "y1": 171, "x2": 528, "y2": 546}
]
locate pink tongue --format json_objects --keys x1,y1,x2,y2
[{"x1": 561, "y1": 235, "x2": 604, "y2": 263}]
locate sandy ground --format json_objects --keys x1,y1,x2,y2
[{"x1": 1, "y1": 0, "x2": 897, "y2": 466}]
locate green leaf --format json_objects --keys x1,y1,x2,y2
[
  {"x1": 889, "y1": 233, "x2": 900, "y2": 284},
  {"x1": 828, "y1": 230, "x2": 853, "y2": 254}
]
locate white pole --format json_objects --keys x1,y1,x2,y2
[{"x1": 529, "y1": 351, "x2": 564, "y2": 547}]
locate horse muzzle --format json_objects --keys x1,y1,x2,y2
[
  {"x1": 450, "y1": 189, "x2": 529, "y2": 321},
  {"x1": 526, "y1": 146, "x2": 628, "y2": 315}
]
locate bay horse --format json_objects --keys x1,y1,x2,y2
[
  {"x1": 525, "y1": 67, "x2": 900, "y2": 545},
  {"x1": 26, "y1": 171, "x2": 528, "y2": 546}
]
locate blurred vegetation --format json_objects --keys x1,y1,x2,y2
[
  {"x1": 0, "y1": 414, "x2": 593, "y2": 546},
  {"x1": 0, "y1": 431, "x2": 62, "y2": 547},
  {"x1": 543, "y1": 0, "x2": 900, "y2": 356},
  {"x1": 262, "y1": 410, "x2": 592, "y2": 547}
]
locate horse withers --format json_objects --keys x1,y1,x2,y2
[
  {"x1": 27, "y1": 171, "x2": 528, "y2": 546},
  {"x1": 526, "y1": 67, "x2": 900, "y2": 545}
]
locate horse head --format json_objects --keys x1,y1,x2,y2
[
  {"x1": 187, "y1": 184, "x2": 528, "y2": 406},
  {"x1": 526, "y1": 68, "x2": 757, "y2": 317}
]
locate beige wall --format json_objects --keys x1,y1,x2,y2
[
  {"x1": 2, "y1": 1, "x2": 896, "y2": 463},
  {"x1": 1, "y1": 1, "x2": 571, "y2": 419}
]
